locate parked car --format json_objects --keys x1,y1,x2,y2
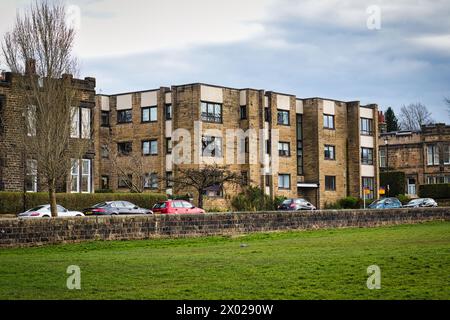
[
  {"x1": 82, "y1": 201, "x2": 153, "y2": 216},
  {"x1": 17, "y1": 205, "x2": 84, "y2": 218},
  {"x1": 368, "y1": 197, "x2": 402, "y2": 209},
  {"x1": 403, "y1": 198, "x2": 438, "y2": 208},
  {"x1": 152, "y1": 200, "x2": 206, "y2": 214},
  {"x1": 277, "y1": 198, "x2": 316, "y2": 211}
]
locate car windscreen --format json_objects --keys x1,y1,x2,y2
[
  {"x1": 407, "y1": 199, "x2": 422, "y2": 205},
  {"x1": 27, "y1": 206, "x2": 46, "y2": 212},
  {"x1": 153, "y1": 202, "x2": 166, "y2": 209},
  {"x1": 92, "y1": 202, "x2": 107, "y2": 208},
  {"x1": 368, "y1": 200, "x2": 382, "y2": 208},
  {"x1": 281, "y1": 200, "x2": 292, "y2": 205}
]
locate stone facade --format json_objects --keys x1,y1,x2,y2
[
  {"x1": 0, "y1": 70, "x2": 96, "y2": 193},
  {"x1": 95, "y1": 83, "x2": 379, "y2": 209},
  {"x1": 0, "y1": 207, "x2": 448, "y2": 248},
  {"x1": 378, "y1": 123, "x2": 450, "y2": 196}
]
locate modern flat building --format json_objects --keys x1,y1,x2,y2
[
  {"x1": 94, "y1": 83, "x2": 379, "y2": 209},
  {"x1": 0, "y1": 67, "x2": 96, "y2": 193},
  {"x1": 378, "y1": 123, "x2": 450, "y2": 197}
]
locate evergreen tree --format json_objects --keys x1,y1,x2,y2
[{"x1": 385, "y1": 107, "x2": 399, "y2": 132}]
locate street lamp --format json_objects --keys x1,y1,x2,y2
[{"x1": 384, "y1": 138, "x2": 389, "y2": 197}]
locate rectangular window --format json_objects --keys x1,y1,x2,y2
[
  {"x1": 81, "y1": 108, "x2": 91, "y2": 139},
  {"x1": 118, "y1": 174, "x2": 132, "y2": 188},
  {"x1": 240, "y1": 105, "x2": 247, "y2": 120},
  {"x1": 325, "y1": 176, "x2": 336, "y2": 191},
  {"x1": 324, "y1": 145, "x2": 336, "y2": 160},
  {"x1": 166, "y1": 171, "x2": 174, "y2": 188},
  {"x1": 101, "y1": 111, "x2": 110, "y2": 127},
  {"x1": 144, "y1": 173, "x2": 158, "y2": 189},
  {"x1": 265, "y1": 175, "x2": 271, "y2": 187},
  {"x1": 201, "y1": 102, "x2": 222, "y2": 123},
  {"x1": 81, "y1": 159, "x2": 91, "y2": 193},
  {"x1": 278, "y1": 174, "x2": 290, "y2": 189},
  {"x1": 266, "y1": 139, "x2": 271, "y2": 155},
  {"x1": 323, "y1": 114, "x2": 335, "y2": 129},
  {"x1": 360, "y1": 118, "x2": 374, "y2": 135},
  {"x1": 25, "y1": 159, "x2": 37, "y2": 192},
  {"x1": 117, "y1": 109, "x2": 132, "y2": 124},
  {"x1": 278, "y1": 142, "x2": 290, "y2": 157},
  {"x1": 165, "y1": 104, "x2": 172, "y2": 120},
  {"x1": 118, "y1": 142, "x2": 132, "y2": 156},
  {"x1": 362, "y1": 177, "x2": 375, "y2": 199},
  {"x1": 297, "y1": 114, "x2": 303, "y2": 175},
  {"x1": 379, "y1": 148, "x2": 387, "y2": 168},
  {"x1": 70, "y1": 159, "x2": 79, "y2": 193},
  {"x1": 240, "y1": 137, "x2": 249, "y2": 154},
  {"x1": 444, "y1": 145, "x2": 450, "y2": 165},
  {"x1": 101, "y1": 145, "x2": 109, "y2": 159},
  {"x1": 427, "y1": 145, "x2": 439, "y2": 165},
  {"x1": 264, "y1": 108, "x2": 270, "y2": 122},
  {"x1": 142, "y1": 140, "x2": 158, "y2": 156},
  {"x1": 241, "y1": 171, "x2": 249, "y2": 186},
  {"x1": 166, "y1": 138, "x2": 172, "y2": 154},
  {"x1": 70, "y1": 107, "x2": 79, "y2": 138},
  {"x1": 101, "y1": 176, "x2": 109, "y2": 190},
  {"x1": 202, "y1": 136, "x2": 222, "y2": 157},
  {"x1": 361, "y1": 147, "x2": 374, "y2": 165},
  {"x1": 142, "y1": 106, "x2": 157, "y2": 123},
  {"x1": 277, "y1": 110, "x2": 289, "y2": 125}
]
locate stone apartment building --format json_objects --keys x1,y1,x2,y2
[
  {"x1": 0, "y1": 67, "x2": 96, "y2": 193},
  {"x1": 378, "y1": 122, "x2": 450, "y2": 197},
  {"x1": 94, "y1": 83, "x2": 379, "y2": 209}
]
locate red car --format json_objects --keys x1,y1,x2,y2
[{"x1": 152, "y1": 200, "x2": 206, "y2": 214}]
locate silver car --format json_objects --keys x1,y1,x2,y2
[
  {"x1": 18, "y1": 204, "x2": 85, "y2": 218},
  {"x1": 403, "y1": 198, "x2": 438, "y2": 208}
]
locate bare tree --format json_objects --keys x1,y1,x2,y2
[
  {"x1": 2, "y1": 1, "x2": 90, "y2": 216},
  {"x1": 160, "y1": 164, "x2": 245, "y2": 209},
  {"x1": 399, "y1": 103, "x2": 434, "y2": 131}
]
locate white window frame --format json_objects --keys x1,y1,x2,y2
[
  {"x1": 427, "y1": 145, "x2": 439, "y2": 166},
  {"x1": 444, "y1": 145, "x2": 450, "y2": 165},
  {"x1": 278, "y1": 174, "x2": 290, "y2": 189},
  {"x1": 25, "y1": 159, "x2": 38, "y2": 192},
  {"x1": 70, "y1": 159, "x2": 80, "y2": 193},
  {"x1": 27, "y1": 105, "x2": 37, "y2": 137},
  {"x1": 81, "y1": 159, "x2": 91, "y2": 193},
  {"x1": 81, "y1": 107, "x2": 91, "y2": 139}
]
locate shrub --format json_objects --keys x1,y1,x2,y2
[
  {"x1": 419, "y1": 184, "x2": 450, "y2": 199},
  {"x1": 338, "y1": 196, "x2": 361, "y2": 209},
  {"x1": 231, "y1": 186, "x2": 278, "y2": 211},
  {"x1": 396, "y1": 194, "x2": 412, "y2": 205},
  {"x1": 94, "y1": 189, "x2": 113, "y2": 193},
  {"x1": 0, "y1": 192, "x2": 167, "y2": 214},
  {"x1": 380, "y1": 171, "x2": 406, "y2": 196}
]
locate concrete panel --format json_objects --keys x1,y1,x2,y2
[
  {"x1": 277, "y1": 94, "x2": 290, "y2": 110},
  {"x1": 296, "y1": 100, "x2": 303, "y2": 114},
  {"x1": 165, "y1": 120, "x2": 172, "y2": 137},
  {"x1": 101, "y1": 96, "x2": 110, "y2": 111},
  {"x1": 240, "y1": 91, "x2": 246, "y2": 106},
  {"x1": 360, "y1": 135, "x2": 374, "y2": 148},
  {"x1": 116, "y1": 94, "x2": 132, "y2": 110},
  {"x1": 323, "y1": 100, "x2": 335, "y2": 115},
  {"x1": 361, "y1": 165, "x2": 375, "y2": 177},
  {"x1": 200, "y1": 85, "x2": 223, "y2": 103},
  {"x1": 141, "y1": 91, "x2": 158, "y2": 107},
  {"x1": 360, "y1": 107, "x2": 374, "y2": 119}
]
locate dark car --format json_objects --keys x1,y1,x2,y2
[
  {"x1": 83, "y1": 201, "x2": 153, "y2": 216},
  {"x1": 403, "y1": 198, "x2": 438, "y2": 208},
  {"x1": 368, "y1": 197, "x2": 402, "y2": 209},
  {"x1": 278, "y1": 198, "x2": 316, "y2": 211}
]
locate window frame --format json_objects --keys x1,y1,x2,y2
[
  {"x1": 25, "y1": 159, "x2": 38, "y2": 193},
  {"x1": 278, "y1": 174, "x2": 291, "y2": 190},
  {"x1": 325, "y1": 176, "x2": 336, "y2": 191},
  {"x1": 240, "y1": 105, "x2": 247, "y2": 120},
  {"x1": 141, "y1": 106, "x2": 157, "y2": 123},
  {"x1": 117, "y1": 109, "x2": 132, "y2": 124},
  {"x1": 101, "y1": 111, "x2": 110, "y2": 127},
  {"x1": 277, "y1": 110, "x2": 290, "y2": 126},
  {"x1": 142, "y1": 140, "x2": 158, "y2": 156},
  {"x1": 165, "y1": 104, "x2": 172, "y2": 120},
  {"x1": 323, "y1": 114, "x2": 335, "y2": 130},
  {"x1": 278, "y1": 141, "x2": 291, "y2": 157},
  {"x1": 201, "y1": 135, "x2": 223, "y2": 158},
  {"x1": 324, "y1": 145, "x2": 336, "y2": 160},
  {"x1": 201, "y1": 101, "x2": 222, "y2": 123},
  {"x1": 427, "y1": 145, "x2": 439, "y2": 166},
  {"x1": 117, "y1": 141, "x2": 133, "y2": 156},
  {"x1": 362, "y1": 176, "x2": 375, "y2": 199},
  {"x1": 361, "y1": 147, "x2": 374, "y2": 165},
  {"x1": 360, "y1": 118, "x2": 374, "y2": 136}
]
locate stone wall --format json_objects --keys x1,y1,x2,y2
[{"x1": 0, "y1": 207, "x2": 448, "y2": 248}]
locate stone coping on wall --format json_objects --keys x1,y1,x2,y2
[{"x1": 0, "y1": 208, "x2": 449, "y2": 248}]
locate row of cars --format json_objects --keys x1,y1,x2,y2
[
  {"x1": 18, "y1": 200, "x2": 206, "y2": 218},
  {"x1": 276, "y1": 197, "x2": 439, "y2": 211},
  {"x1": 17, "y1": 197, "x2": 438, "y2": 218}
]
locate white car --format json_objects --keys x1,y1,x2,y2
[{"x1": 17, "y1": 204, "x2": 85, "y2": 218}]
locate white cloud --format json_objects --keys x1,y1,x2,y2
[{"x1": 409, "y1": 34, "x2": 450, "y2": 56}]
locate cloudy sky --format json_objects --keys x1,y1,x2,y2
[{"x1": 1, "y1": 0, "x2": 449, "y2": 121}]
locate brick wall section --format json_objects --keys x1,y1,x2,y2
[{"x1": 0, "y1": 208, "x2": 448, "y2": 248}]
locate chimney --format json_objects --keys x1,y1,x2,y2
[
  {"x1": 25, "y1": 58, "x2": 36, "y2": 75},
  {"x1": 378, "y1": 111, "x2": 387, "y2": 133}
]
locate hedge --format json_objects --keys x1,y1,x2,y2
[
  {"x1": 418, "y1": 184, "x2": 450, "y2": 199},
  {"x1": 0, "y1": 192, "x2": 167, "y2": 215},
  {"x1": 380, "y1": 171, "x2": 406, "y2": 196}
]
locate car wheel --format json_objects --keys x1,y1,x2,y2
[
  {"x1": 43, "y1": 215, "x2": 50, "y2": 218},
  {"x1": 76, "y1": 214, "x2": 83, "y2": 217},
  {"x1": 111, "y1": 212, "x2": 119, "y2": 216}
]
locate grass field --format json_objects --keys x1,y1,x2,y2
[{"x1": 0, "y1": 221, "x2": 449, "y2": 300}]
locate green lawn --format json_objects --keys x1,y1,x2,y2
[{"x1": 1, "y1": 222, "x2": 449, "y2": 300}]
